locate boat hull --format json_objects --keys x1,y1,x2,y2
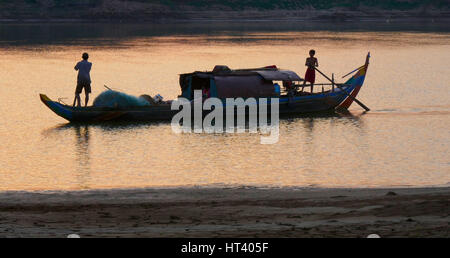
[{"x1": 40, "y1": 84, "x2": 357, "y2": 123}]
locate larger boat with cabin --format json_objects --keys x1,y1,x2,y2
[{"x1": 40, "y1": 53, "x2": 370, "y2": 123}]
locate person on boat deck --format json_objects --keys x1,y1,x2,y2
[
  {"x1": 73, "y1": 52, "x2": 92, "y2": 107},
  {"x1": 303, "y1": 49, "x2": 318, "y2": 93},
  {"x1": 202, "y1": 86, "x2": 210, "y2": 99},
  {"x1": 283, "y1": 80, "x2": 294, "y2": 97}
]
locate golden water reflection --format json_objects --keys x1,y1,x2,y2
[{"x1": 0, "y1": 25, "x2": 449, "y2": 190}]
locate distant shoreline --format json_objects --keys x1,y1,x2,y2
[
  {"x1": 0, "y1": 17, "x2": 448, "y2": 26},
  {"x1": 0, "y1": 17, "x2": 448, "y2": 23},
  {"x1": 1, "y1": 7, "x2": 449, "y2": 24},
  {"x1": 1, "y1": 0, "x2": 448, "y2": 25},
  {"x1": 1, "y1": 186, "x2": 448, "y2": 237}
]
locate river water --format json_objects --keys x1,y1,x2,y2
[{"x1": 0, "y1": 22, "x2": 449, "y2": 191}]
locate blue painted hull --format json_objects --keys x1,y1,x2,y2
[{"x1": 40, "y1": 83, "x2": 358, "y2": 123}]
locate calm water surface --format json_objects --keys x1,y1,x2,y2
[{"x1": 0, "y1": 22, "x2": 449, "y2": 191}]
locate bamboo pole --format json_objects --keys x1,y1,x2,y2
[
  {"x1": 293, "y1": 83, "x2": 349, "y2": 87},
  {"x1": 332, "y1": 73, "x2": 335, "y2": 92},
  {"x1": 341, "y1": 65, "x2": 365, "y2": 78}
]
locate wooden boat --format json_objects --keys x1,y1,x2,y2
[{"x1": 40, "y1": 53, "x2": 370, "y2": 123}]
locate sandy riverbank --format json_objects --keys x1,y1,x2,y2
[{"x1": 0, "y1": 187, "x2": 448, "y2": 238}]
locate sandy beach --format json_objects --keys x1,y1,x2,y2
[{"x1": 0, "y1": 187, "x2": 448, "y2": 238}]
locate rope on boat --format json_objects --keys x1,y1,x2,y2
[
  {"x1": 104, "y1": 84, "x2": 123, "y2": 92},
  {"x1": 58, "y1": 97, "x2": 68, "y2": 105}
]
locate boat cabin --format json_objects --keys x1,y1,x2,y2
[{"x1": 179, "y1": 65, "x2": 303, "y2": 100}]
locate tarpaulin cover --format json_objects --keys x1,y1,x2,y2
[{"x1": 214, "y1": 75, "x2": 275, "y2": 98}]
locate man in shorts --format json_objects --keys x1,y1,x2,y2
[
  {"x1": 73, "y1": 52, "x2": 92, "y2": 107},
  {"x1": 302, "y1": 49, "x2": 318, "y2": 93}
]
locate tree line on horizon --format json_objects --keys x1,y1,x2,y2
[{"x1": 0, "y1": 0, "x2": 448, "y2": 10}]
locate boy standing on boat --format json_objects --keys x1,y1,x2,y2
[
  {"x1": 73, "y1": 53, "x2": 92, "y2": 107},
  {"x1": 303, "y1": 49, "x2": 318, "y2": 93}
]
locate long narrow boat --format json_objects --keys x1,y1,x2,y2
[{"x1": 40, "y1": 53, "x2": 370, "y2": 123}]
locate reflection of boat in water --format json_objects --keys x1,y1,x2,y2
[{"x1": 40, "y1": 53, "x2": 370, "y2": 123}]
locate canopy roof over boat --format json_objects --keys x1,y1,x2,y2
[
  {"x1": 254, "y1": 70, "x2": 302, "y2": 81},
  {"x1": 180, "y1": 65, "x2": 303, "y2": 81},
  {"x1": 179, "y1": 65, "x2": 303, "y2": 99}
]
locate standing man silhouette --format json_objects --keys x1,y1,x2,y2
[
  {"x1": 302, "y1": 49, "x2": 318, "y2": 93},
  {"x1": 73, "y1": 53, "x2": 92, "y2": 107}
]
